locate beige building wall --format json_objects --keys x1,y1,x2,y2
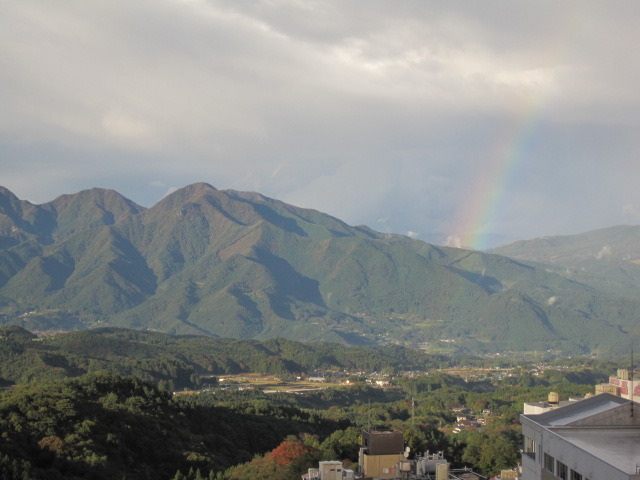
[
  {"x1": 595, "y1": 384, "x2": 620, "y2": 395},
  {"x1": 362, "y1": 454, "x2": 405, "y2": 478}
]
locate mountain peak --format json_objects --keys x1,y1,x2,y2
[
  {"x1": 0, "y1": 186, "x2": 33, "y2": 211},
  {"x1": 0, "y1": 186, "x2": 19, "y2": 199},
  {"x1": 155, "y1": 183, "x2": 218, "y2": 207},
  {"x1": 51, "y1": 187, "x2": 141, "y2": 207},
  {"x1": 174, "y1": 183, "x2": 217, "y2": 197},
  {"x1": 47, "y1": 188, "x2": 144, "y2": 240}
]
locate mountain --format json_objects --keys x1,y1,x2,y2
[
  {"x1": 1, "y1": 183, "x2": 639, "y2": 355},
  {"x1": 490, "y1": 226, "x2": 640, "y2": 301}
]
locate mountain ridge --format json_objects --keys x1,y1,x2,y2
[
  {"x1": 490, "y1": 225, "x2": 640, "y2": 302},
  {"x1": 1, "y1": 184, "x2": 639, "y2": 355}
]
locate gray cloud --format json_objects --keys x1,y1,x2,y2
[{"x1": 1, "y1": 0, "x2": 639, "y2": 247}]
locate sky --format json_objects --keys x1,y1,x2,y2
[{"x1": 1, "y1": 1, "x2": 639, "y2": 250}]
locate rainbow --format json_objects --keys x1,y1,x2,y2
[
  {"x1": 443, "y1": 10, "x2": 586, "y2": 251},
  {"x1": 448, "y1": 102, "x2": 546, "y2": 251}
]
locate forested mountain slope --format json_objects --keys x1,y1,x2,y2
[
  {"x1": 0, "y1": 371, "x2": 335, "y2": 479},
  {"x1": 1, "y1": 183, "x2": 639, "y2": 355},
  {"x1": 491, "y1": 225, "x2": 640, "y2": 301},
  {"x1": 0, "y1": 325, "x2": 445, "y2": 388}
]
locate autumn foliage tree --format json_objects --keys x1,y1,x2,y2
[
  {"x1": 221, "y1": 440, "x2": 318, "y2": 480},
  {"x1": 268, "y1": 441, "x2": 314, "y2": 466}
]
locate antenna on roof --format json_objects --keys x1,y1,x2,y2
[{"x1": 411, "y1": 397, "x2": 415, "y2": 425}]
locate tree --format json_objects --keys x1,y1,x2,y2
[{"x1": 319, "y1": 427, "x2": 360, "y2": 461}]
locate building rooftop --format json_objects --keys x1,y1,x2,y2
[
  {"x1": 522, "y1": 393, "x2": 640, "y2": 476},
  {"x1": 528, "y1": 393, "x2": 629, "y2": 427},
  {"x1": 548, "y1": 427, "x2": 640, "y2": 475}
]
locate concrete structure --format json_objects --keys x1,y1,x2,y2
[
  {"x1": 601, "y1": 369, "x2": 640, "y2": 401},
  {"x1": 521, "y1": 393, "x2": 640, "y2": 480},
  {"x1": 359, "y1": 430, "x2": 405, "y2": 478},
  {"x1": 523, "y1": 392, "x2": 584, "y2": 415},
  {"x1": 495, "y1": 470, "x2": 519, "y2": 479},
  {"x1": 596, "y1": 383, "x2": 620, "y2": 395},
  {"x1": 309, "y1": 450, "x2": 483, "y2": 480},
  {"x1": 318, "y1": 461, "x2": 343, "y2": 480}
]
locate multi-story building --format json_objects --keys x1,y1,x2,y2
[
  {"x1": 520, "y1": 393, "x2": 640, "y2": 480},
  {"x1": 597, "y1": 369, "x2": 640, "y2": 400},
  {"x1": 359, "y1": 429, "x2": 406, "y2": 478}
]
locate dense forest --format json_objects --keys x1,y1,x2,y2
[
  {"x1": 0, "y1": 372, "x2": 344, "y2": 479},
  {"x1": 0, "y1": 326, "x2": 448, "y2": 389},
  {"x1": 0, "y1": 326, "x2": 612, "y2": 479}
]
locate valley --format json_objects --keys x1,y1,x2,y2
[{"x1": 0, "y1": 324, "x2": 618, "y2": 479}]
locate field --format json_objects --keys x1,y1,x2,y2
[{"x1": 176, "y1": 373, "x2": 354, "y2": 395}]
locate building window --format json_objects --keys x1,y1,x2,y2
[
  {"x1": 571, "y1": 470, "x2": 583, "y2": 480},
  {"x1": 556, "y1": 461, "x2": 568, "y2": 480},
  {"x1": 523, "y1": 436, "x2": 536, "y2": 459},
  {"x1": 544, "y1": 453, "x2": 554, "y2": 473}
]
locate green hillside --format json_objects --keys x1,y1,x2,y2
[
  {"x1": 0, "y1": 371, "x2": 333, "y2": 479},
  {"x1": 491, "y1": 225, "x2": 640, "y2": 301},
  {"x1": 0, "y1": 325, "x2": 445, "y2": 387},
  {"x1": 1, "y1": 183, "x2": 639, "y2": 355}
]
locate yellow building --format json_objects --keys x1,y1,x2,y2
[{"x1": 359, "y1": 430, "x2": 405, "y2": 478}]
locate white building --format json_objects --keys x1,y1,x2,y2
[
  {"x1": 523, "y1": 392, "x2": 583, "y2": 416},
  {"x1": 318, "y1": 461, "x2": 343, "y2": 480},
  {"x1": 600, "y1": 369, "x2": 640, "y2": 400},
  {"x1": 521, "y1": 393, "x2": 640, "y2": 480}
]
